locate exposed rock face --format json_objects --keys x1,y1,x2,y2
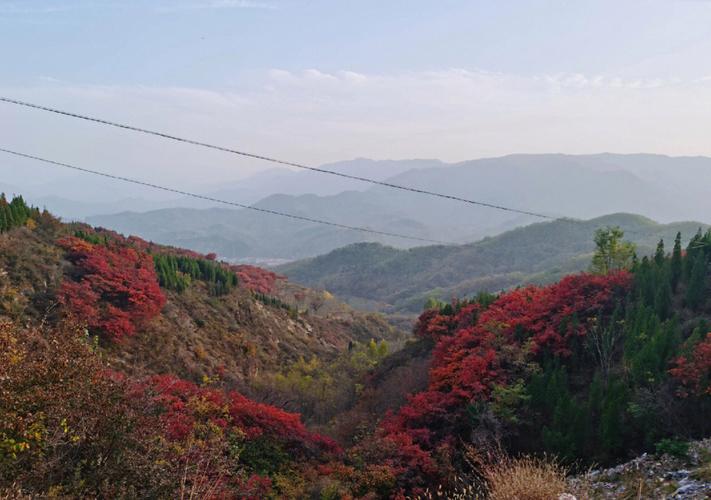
[{"x1": 570, "y1": 439, "x2": 711, "y2": 499}]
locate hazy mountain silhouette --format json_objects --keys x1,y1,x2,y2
[{"x1": 85, "y1": 154, "x2": 711, "y2": 261}]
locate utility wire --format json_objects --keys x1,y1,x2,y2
[
  {"x1": 0, "y1": 147, "x2": 454, "y2": 245},
  {"x1": 0, "y1": 96, "x2": 556, "y2": 220},
  {"x1": 1, "y1": 146, "x2": 665, "y2": 246},
  {"x1": 0, "y1": 97, "x2": 665, "y2": 242}
]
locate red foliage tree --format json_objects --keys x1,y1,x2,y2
[
  {"x1": 232, "y1": 265, "x2": 283, "y2": 294},
  {"x1": 1, "y1": 320, "x2": 340, "y2": 498},
  {"x1": 58, "y1": 236, "x2": 166, "y2": 342},
  {"x1": 146, "y1": 375, "x2": 341, "y2": 457},
  {"x1": 371, "y1": 271, "x2": 632, "y2": 491},
  {"x1": 670, "y1": 333, "x2": 711, "y2": 397}
]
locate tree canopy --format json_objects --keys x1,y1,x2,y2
[{"x1": 591, "y1": 226, "x2": 636, "y2": 274}]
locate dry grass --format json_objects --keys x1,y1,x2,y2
[
  {"x1": 484, "y1": 456, "x2": 569, "y2": 500},
  {"x1": 415, "y1": 454, "x2": 576, "y2": 500},
  {"x1": 414, "y1": 479, "x2": 486, "y2": 499},
  {"x1": 0, "y1": 485, "x2": 32, "y2": 499}
]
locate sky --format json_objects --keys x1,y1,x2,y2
[{"x1": 1, "y1": 0, "x2": 711, "y2": 194}]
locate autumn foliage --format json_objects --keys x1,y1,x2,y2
[
  {"x1": 0, "y1": 321, "x2": 340, "y2": 498},
  {"x1": 0, "y1": 321, "x2": 166, "y2": 497},
  {"x1": 123, "y1": 374, "x2": 341, "y2": 498},
  {"x1": 232, "y1": 264, "x2": 282, "y2": 294},
  {"x1": 58, "y1": 236, "x2": 165, "y2": 341},
  {"x1": 7, "y1": 208, "x2": 711, "y2": 498},
  {"x1": 670, "y1": 333, "x2": 711, "y2": 397},
  {"x1": 146, "y1": 374, "x2": 339, "y2": 456},
  {"x1": 370, "y1": 271, "x2": 632, "y2": 491}
]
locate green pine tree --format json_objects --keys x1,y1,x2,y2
[
  {"x1": 684, "y1": 228, "x2": 704, "y2": 282},
  {"x1": 685, "y1": 253, "x2": 707, "y2": 310},
  {"x1": 654, "y1": 239, "x2": 665, "y2": 267},
  {"x1": 671, "y1": 232, "x2": 682, "y2": 292},
  {"x1": 654, "y1": 277, "x2": 672, "y2": 321}
]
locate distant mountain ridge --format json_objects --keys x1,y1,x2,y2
[
  {"x1": 6, "y1": 158, "x2": 446, "y2": 220},
  {"x1": 277, "y1": 213, "x2": 710, "y2": 314},
  {"x1": 84, "y1": 154, "x2": 711, "y2": 261},
  {"x1": 203, "y1": 158, "x2": 446, "y2": 201}
]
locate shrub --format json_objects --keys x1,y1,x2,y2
[
  {"x1": 655, "y1": 438, "x2": 690, "y2": 458},
  {"x1": 232, "y1": 265, "x2": 282, "y2": 294},
  {"x1": 376, "y1": 272, "x2": 632, "y2": 490},
  {"x1": 484, "y1": 456, "x2": 569, "y2": 500},
  {"x1": 0, "y1": 320, "x2": 341, "y2": 498},
  {"x1": 58, "y1": 236, "x2": 165, "y2": 342},
  {"x1": 0, "y1": 321, "x2": 172, "y2": 498},
  {"x1": 670, "y1": 333, "x2": 711, "y2": 397}
]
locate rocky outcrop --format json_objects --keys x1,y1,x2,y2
[{"x1": 570, "y1": 439, "x2": 711, "y2": 499}]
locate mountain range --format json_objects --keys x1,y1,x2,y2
[
  {"x1": 278, "y1": 213, "x2": 710, "y2": 314},
  {"x1": 80, "y1": 153, "x2": 711, "y2": 262}
]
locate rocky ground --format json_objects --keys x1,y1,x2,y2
[{"x1": 569, "y1": 439, "x2": 711, "y2": 499}]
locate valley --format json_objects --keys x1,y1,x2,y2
[
  {"x1": 4, "y1": 4, "x2": 711, "y2": 496},
  {"x1": 2, "y1": 195, "x2": 711, "y2": 498}
]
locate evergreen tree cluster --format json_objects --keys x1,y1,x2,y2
[
  {"x1": 526, "y1": 230, "x2": 711, "y2": 464},
  {"x1": 73, "y1": 230, "x2": 110, "y2": 246},
  {"x1": 683, "y1": 229, "x2": 711, "y2": 310},
  {"x1": 253, "y1": 292, "x2": 298, "y2": 316},
  {"x1": 72, "y1": 228, "x2": 240, "y2": 297},
  {"x1": 635, "y1": 230, "x2": 711, "y2": 312},
  {"x1": 153, "y1": 253, "x2": 237, "y2": 296},
  {"x1": 0, "y1": 194, "x2": 40, "y2": 232},
  {"x1": 528, "y1": 365, "x2": 628, "y2": 462}
]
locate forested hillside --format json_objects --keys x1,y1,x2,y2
[
  {"x1": 2, "y1": 195, "x2": 711, "y2": 498},
  {"x1": 321, "y1": 227, "x2": 711, "y2": 497},
  {"x1": 279, "y1": 213, "x2": 709, "y2": 314},
  {"x1": 0, "y1": 195, "x2": 402, "y2": 387}
]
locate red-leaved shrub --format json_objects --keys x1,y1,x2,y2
[
  {"x1": 670, "y1": 333, "x2": 711, "y2": 397},
  {"x1": 58, "y1": 236, "x2": 165, "y2": 342},
  {"x1": 368, "y1": 271, "x2": 632, "y2": 491},
  {"x1": 232, "y1": 265, "x2": 282, "y2": 294}
]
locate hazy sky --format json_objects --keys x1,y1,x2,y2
[{"x1": 2, "y1": 0, "x2": 711, "y2": 191}]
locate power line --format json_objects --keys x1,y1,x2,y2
[
  {"x1": 0, "y1": 96, "x2": 556, "y2": 220},
  {"x1": 0, "y1": 147, "x2": 454, "y2": 245},
  {"x1": 0, "y1": 146, "x2": 662, "y2": 248},
  {"x1": 0, "y1": 97, "x2": 663, "y2": 243}
]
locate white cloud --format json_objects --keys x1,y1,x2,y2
[{"x1": 537, "y1": 72, "x2": 678, "y2": 90}]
